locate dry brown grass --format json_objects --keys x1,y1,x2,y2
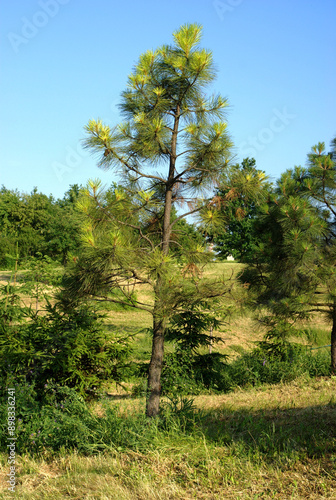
[
  {"x1": 2, "y1": 454, "x2": 334, "y2": 499},
  {"x1": 194, "y1": 374, "x2": 336, "y2": 412},
  {"x1": 1, "y1": 377, "x2": 336, "y2": 499}
]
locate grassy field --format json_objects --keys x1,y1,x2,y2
[
  {"x1": 97, "y1": 261, "x2": 332, "y2": 374},
  {"x1": 0, "y1": 376, "x2": 335, "y2": 499},
  {"x1": 1, "y1": 262, "x2": 335, "y2": 498},
  {"x1": 0, "y1": 261, "x2": 331, "y2": 354}
]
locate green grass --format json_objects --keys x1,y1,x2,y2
[
  {"x1": 1, "y1": 377, "x2": 336, "y2": 499},
  {"x1": 1, "y1": 261, "x2": 335, "y2": 498},
  {"x1": 306, "y1": 327, "x2": 332, "y2": 347}
]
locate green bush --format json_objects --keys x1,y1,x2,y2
[
  {"x1": 192, "y1": 352, "x2": 230, "y2": 390},
  {"x1": 0, "y1": 382, "x2": 202, "y2": 455},
  {"x1": 161, "y1": 350, "x2": 230, "y2": 395},
  {"x1": 0, "y1": 300, "x2": 132, "y2": 397},
  {"x1": 161, "y1": 349, "x2": 201, "y2": 396},
  {"x1": 160, "y1": 395, "x2": 201, "y2": 433},
  {"x1": 161, "y1": 339, "x2": 331, "y2": 396},
  {"x1": 224, "y1": 344, "x2": 330, "y2": 390},
  {"x1": 0, "y1": 383, "x2": 101, "y2": 454},
  {"x1": 161, "y1": 303, "x2": 229, "y2": 395}
]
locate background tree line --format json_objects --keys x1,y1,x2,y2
[{"x1": 0, "y1": 184, "x2": 82, "y2": 268}]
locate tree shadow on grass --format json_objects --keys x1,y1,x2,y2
[
  {"x1": 105, "y1": 394, "x2": 134, "y2": 400},
  {"x1": 0, "y1": 272, "x2": 13, "y2": 282},
  {"x1": 198, "y1": 402, "x2": 336, "y2": 461}
]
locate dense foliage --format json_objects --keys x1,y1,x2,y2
[
  {"x1": 0, "y1": 184, "x2": 82, "y2": 268},
  {"x1": 207, "y1": 158, "x2": 271, "y2": 262},
  {"x1": 0, "y1": 260, "x2": 132, "y2": 399},
  {"x1": 240, "y1": 137, "x2": 336, "y2": 370}
]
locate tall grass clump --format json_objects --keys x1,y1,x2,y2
[
  {"x1": 160, "y1": 339, "x2": 331, "y2": 396},
  {"x1": 223, "y1": 343, "x2": 330, "y2": 391},
  {"x1": 0, "y1": 382, "x2": 203, "y2": 456}
]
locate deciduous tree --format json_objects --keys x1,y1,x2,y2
[{"x1": 206, "y1": 158, "x2": 271, "y2": 262}]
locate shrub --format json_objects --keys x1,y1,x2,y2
[
  {"x1": 223, "y1": 344, "x2": 330, "y2": 390},
  {"x1": 0, "y1": 299, "x2": 132, "y2": 398},
  {"x1": 161, "y1": 303, "x2": 229, "y2": 395},
  {"x1": 160, "y1": 395, "x2": 201, "y2": 433},
  {"x1": 161, "y1": 349, "x2": 200, "y2": 396},
  {"x1": 0, "y1": 383, "x2": 101, "y2": 454},
  {"x1": 0, "y1": 382, "x2": 201, "y2": 455}
]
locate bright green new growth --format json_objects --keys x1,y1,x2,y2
[{"x1": 83, "y1": 23, "x2": 232, "y2": 197}]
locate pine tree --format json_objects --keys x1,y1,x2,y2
[
  {"x1": 241, "y1": 138, "x2": 336, "y2": 372},
  {"x1": 304, "y1": 138, "x2": 336, "y2": 371},
  {"x1": 66, "y1": 24, "x2": 235, "y2": 417}
]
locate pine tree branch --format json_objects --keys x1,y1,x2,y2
[
  {"x1": 103, "y1": 143, "x2": 166, "y2": 183},
  {"x1": 125, "y1": 163, "x2": 167, "y2": 183},
  {"x1": 170, "y1": 206, "x2": 202, "y2": 227},
  {"x1": 90, "y1": 193, "x2": 157, "y2": 253},
  {"x1": 130, "y1": 268, "x2": 154, "y2": 287},
  {"x1": 91, "y1": 296, "x2": 153, "y2": 313}
]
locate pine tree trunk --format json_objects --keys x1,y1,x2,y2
[
  {"x1": 146, "y1": 313, "x2": 165, "y2": 417},
  {"x1": 331, "y1": 299, "x2": 336, "y2": 374},
  {"x1": 145, "y1": 105, "x2": 180, "y2": 418},
  {"x1": 145, "y1": 191, "x2": 172, "y2": 418},
  {"x1": 145, "y1": 187, "x2": 172, "y2": 418}
]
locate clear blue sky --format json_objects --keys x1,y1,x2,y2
[{"x1": 1, "y1": 0, "x2": 335, "y2": 199}]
